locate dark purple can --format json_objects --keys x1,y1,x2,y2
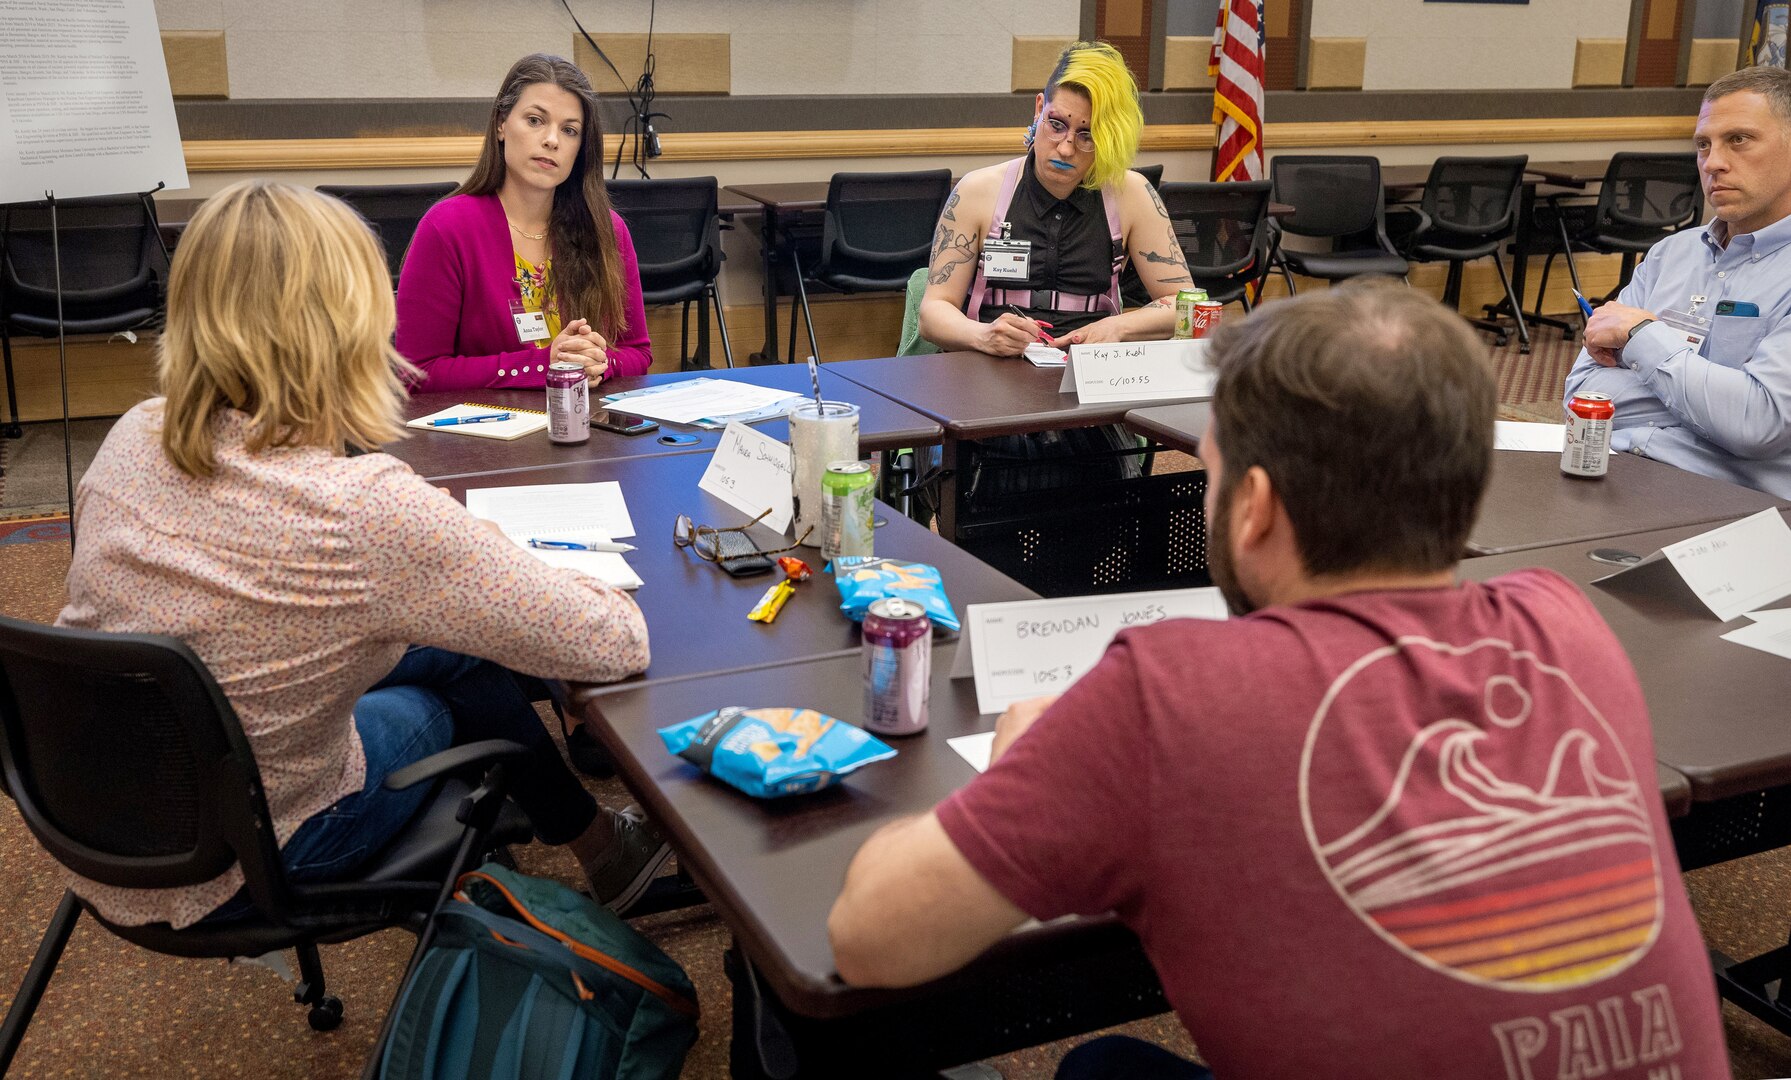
[
  {"x1": 863, "y1": 597, "x2": 930, "y2": 735},
  {"x1": 546, "y1": 361, "x2": 589, "y2": 444}
]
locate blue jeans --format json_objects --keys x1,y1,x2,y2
[
  {"x1": 1056, "y1": 1036, "x2": 1213, "y2": 1080},
  {"x1": 204, "y1": 647, "x2": 599, "y2": 921}
]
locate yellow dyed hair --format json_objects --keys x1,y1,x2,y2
[
  {"x1": 1047, "y1": 40, "x2": 1143, "y2": 192},
  {"x1": 157, "y1": 180, "x2": 419, "y2": 477}
]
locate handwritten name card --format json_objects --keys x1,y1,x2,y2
[
  {"x1": 1593, "y1": 509, "x2": 1791, "y2": 622},
  {"x1": 698, "y1": 422, "x2": 794, "y2": 532},
  {"x1": 1059, "y1": 339, "x2": 1217, "y2": 404}
]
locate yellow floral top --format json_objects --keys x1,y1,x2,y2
[{"x1": 513, "y1": 253, "x2": 562, "y2": 347}]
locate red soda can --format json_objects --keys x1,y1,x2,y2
[
  {"x1": 1562, "y1": 392, "x2": 1613, "y2": 478},
  {"x1": 1189, "y1": 300, "x2": 1224, "y2": 339},
  {"x1": 862, "y1": 597, "x2": 930, "y2": 736},
  {"x1": 546, "y1": 362, "x2": 589, "y2": 444}
]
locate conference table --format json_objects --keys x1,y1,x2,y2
[
  {"x1": 390, "y1": 364, "x2": 941, "y2": 482},
  {"x1": 571, "y1": 646, "x2": 1168, "y2": 1079},
  {"x1": 1457, "y1": 510, "x2": 1791, "y2": 871},
  {"x1": 441, "y1": 453, "x2": 1036, "y2": 692},
  {"x1": 1121, "y1": 403, "x2": 1785, "y2": 557}
]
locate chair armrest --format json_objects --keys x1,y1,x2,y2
[{"x1": 384, "y1": 739, "x2": 535, "y2": 791}]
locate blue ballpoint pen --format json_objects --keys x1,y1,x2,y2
[
  {"x1": 528, "y1": 538, "x2": 637, "y2": 553},
  {"x1": 1572, "y1": 289, "x2": 1596, "y2": 319},
  {"x1": 429, "y1": 412, "x2": 512, "y2": 426}
]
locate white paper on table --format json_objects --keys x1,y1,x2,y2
[
  {"x1": 1493, "y1": 421, "x2": 1567, "y2": 453},
  {"x1": 464, "y1": 482, "x2": 636, "y2": 540},
  {"x1": 515, "y1": 542, "x2": 643, "y2": 590},
  {"x1": 1743, "y1": 609, "x2": 1791, "y2": 623},
  {"x1": 406, "y1": 403, "x2": 549, "y2": 441},
  {"x1": 1661, "y1": 509, "x2": 1791, "y2": 622},
  {"x1": 1060, "y1": 339, "x2": 1216, "y2": 404},
  {"x1": 698, "y1": 423, "x2": 794, "y2": 533},
  {"x1": 601, "y1": 379, "x2": 804, "y2": 426},
  {"x1": 959, "y1": 588, "x2": 1229, "y2": 715},
  {"x1": 949, "y1": 731, "x2": 997, "y2": 773},
  {"x1": 1721, "y1": 618, "x2": 1791, "y2": 661},
  {"x1": 1023, "y1": 343, "x2": 1067, "y2": 367}
]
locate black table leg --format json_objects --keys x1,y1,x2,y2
[
  {"x1": 935, "y1": 436, "x2": 963, "y2": 543},
  {"x1": 752, "y1": 207, "x2": 782, "y2": 365}
]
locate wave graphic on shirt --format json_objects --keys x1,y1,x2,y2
[{"x1": 1301, "y1": 639, "x2": 1662, "y2": 992}]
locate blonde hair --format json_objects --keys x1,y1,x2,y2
[
  {"x1": 1047, "y1": 41, "x2": 1144, "y2": 192},
  {"x1": 157, "y1": 180, "x2": 419, "y2": 477}
]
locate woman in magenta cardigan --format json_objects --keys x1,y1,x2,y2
[{"x1": 396, "y1": 54, "x2": 652, "y2": 392}]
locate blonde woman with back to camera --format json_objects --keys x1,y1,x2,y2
[{"x1": 56, "y1": 180, "x2": 672, "y2": 930}]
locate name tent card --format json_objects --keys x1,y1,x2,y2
[
  {"x1": 1058, "y1": 339, "x2": 1217, "y2": 404},
  {"x1": 699, "y1": 422, "x2": 794, "y2": 533},
  {"x1": 952, "y1": 588, "x2": 1229, "y2": 715},
  {"x1": 1592, "y1": 509, "x2": 1791, "y2": 622}
]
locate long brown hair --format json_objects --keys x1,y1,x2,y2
[{"x1": 457, "y1": 53, "x2": 628, "y2": 340}]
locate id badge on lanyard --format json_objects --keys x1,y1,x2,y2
[
  {"x1": 510, "y1": 299, "x2": 550, "y2": 344},
  {"x1": 982, "y1": 234, "x2": 1031, "y2": 282},
  {"x1": 1657, "y1": 305, "x2": 1710, "y2": 356}
]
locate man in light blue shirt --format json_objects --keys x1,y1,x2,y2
[{"x1": 1565, "y1": 65, "x2": 1791, "y2": 499}]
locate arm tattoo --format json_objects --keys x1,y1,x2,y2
[
  {"x1": 1137, "y1": 183, "x2": 1192, "y2": 285},
  {"x1": 929, "y1": 223, "x2": 977, "y2": 285},
  {"x1": 941, "y1": 189, "x2": 960, "y2": 222}
]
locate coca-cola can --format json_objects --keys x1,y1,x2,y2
[
  {"x1": 862, "y1": 597, "x2": 930, "y2": 736},
  {"x1": 546, "y1": 362, "x2": 590, "y2": 444},
  {"x1": 1189, "y1": 300, "x2": 1224, "y2": 339},
  {"x1": 1562, "y1": 392, "x2": 1613, "y2": 479}
]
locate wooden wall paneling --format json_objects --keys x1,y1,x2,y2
[
  {"x1": 1632, "y1": 0, "x2": 1687, "y2": 87},
  {"x1": 1685, "y1": 38, "x2": 1741, "y2": 84},
  {"x1": 571, "y1": 34, "x2": 730, "y2": 95},
  {"x1": 1263, "y1": 0, "x2": 1303, "y2": 91},
  {"x1": 1162, "y1": 36, "x2": 1218, "y2": 90},
  {"x1": 161, "y1": 31, "x2": 228, "y2": 99},
  {"x1": 1574, "y1": 39, "x2": 1629, "y2": 87},
  {"x1": 1012, "y1": 37, "x2": 1078, "y2": 93},
  {"x1": 1095, "y1": 0, "x2": 1157, "y2": 90},
  {"x1": 1306, "y1": 38, "x2": 1366, "y2": 91}
]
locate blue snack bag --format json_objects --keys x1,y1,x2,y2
[
  {"x1": 658, "y1": 706, "x2": 896, "y2": 798},
  {"x1": 830, "y1": 556, "x2": 960, "y2": 632}
]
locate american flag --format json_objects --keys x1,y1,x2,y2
[{"x1": 1209, "y1": 0, "x2": 1267, "y2": 182}]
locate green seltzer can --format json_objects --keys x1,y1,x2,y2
[
  {"x1": 1174, "y1": 288, "x2": 1207, "y2": 339},
  {"x1": 821, "y1": 460, "x2": 876, "y2": 560}
]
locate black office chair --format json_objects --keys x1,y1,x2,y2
[
  {"x1": 0, "y1": 195, "x2": 167, "y2": 439},
  {"x1": 0, "y1": 615, "x2": 535, "y2": 1072},
  {"x1": 1531, "y1": 153, "x2": 1701, "y2": 335},
  {"x1": 1388, "y1": 155, "x2": 1531, "y2": 351},
  {"x1": 1268, "y1": 155, "x2": 1409, "y2": 293},
  {"x1": 607, "y1": 176, "x2": 734, "y2": 370},
  {"x1": 1133, "y1": 163, "x2": 1164, "y2": 190},
  {"x1": 790, "y1": 169, "x2": 953, "y2": 361},
  {"x1": 1121, "y1": 180, "x2": 1274, "y2": 310},
  {"x1": 316, "y1": 182, "x2": 456, "y2": 289}
]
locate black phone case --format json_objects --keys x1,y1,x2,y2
[{"x1": 699, "y1": 531, "x2": 775, "y2": 576}]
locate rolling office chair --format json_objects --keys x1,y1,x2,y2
[
  {"x1": 1121, "y1": 180, "x2": 1275, "y2": 310},
  {"x1": 0, "y1": 615, "x2": 535, "y2": 1072},
  {"x1": 790, "y1": 169, "x2": 952, "y2": 362},
  {"x1": 1268, "y1": 155, "x2": 1409, "y2": 292},
  {"x1": 607, "y1": 176, "x2": 734, "y2": 369},
  {"x1": 1, "y1": 195, "x2": 167, "y2": 440},
  {"x1": 1388, "y1": 155, "x2": 1532, "y2": 351},
  {"x1": 315, "y1": 183, "x2": 457, "y2": 289},
  {"x1": 1530, "y1": 153, "x2": 1701, "y2": 336}
]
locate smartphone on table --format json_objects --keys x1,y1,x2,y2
[{"x1": 591, "y1": 409, "x2": 659, "y2": 436}]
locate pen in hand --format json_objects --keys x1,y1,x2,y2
[
  {"x1": 528, "y1": 538, "x2": 637, "y2": 553},
  {"x1": 1005, "y1": 304, "x2": 1054, "y2": 343},
  {"x1": 1572, "y1": 290, "x2": 1596, "y2": 320},
  {"x1": 430, "y1": 412, "x2": 513, "y2": 427}
]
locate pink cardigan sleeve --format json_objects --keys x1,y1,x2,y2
[
  {"x1": 395, "y1": 207, "x2": 549, "y2": 393},
  {"x1": 605, "y1": 212, "x2": 653, "y2": 378}
]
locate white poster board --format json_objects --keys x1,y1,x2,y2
[{"x1": 0, "y1": 0, "x2": 188, "y2": 202}]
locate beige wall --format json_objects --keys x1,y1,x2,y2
[
  {"x1": 1309, "y1": 0, "x2": 1633, "y2": 90},
  {"x1": 152, "y1": 0, "x2": 1081, "y2": 98}
]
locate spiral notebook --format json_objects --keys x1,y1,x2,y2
[{"x1": 406, "y1": 402, "x2": 549, "y2": 440}]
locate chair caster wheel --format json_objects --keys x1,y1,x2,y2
[{"x1": 308, "y1": 995, "x2": 344, "y2": 1031}]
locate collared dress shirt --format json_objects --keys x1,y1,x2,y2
[{"x1": 1564, "y1": 211, "x2": 1791, "y2": 498}]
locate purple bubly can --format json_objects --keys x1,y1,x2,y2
[
  {"x1": 862, "y1": 597, "x2": 930, "y2": 735},
  {"x1": 546, "y1": 361, "x2": 590, "y2": 444}
]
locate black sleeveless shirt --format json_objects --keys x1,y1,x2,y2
[{"x1": 973, "y1": 157, "x2": 1124, "y2": 333}]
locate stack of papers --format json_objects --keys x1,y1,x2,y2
[
  {"x1": 1721, "y1": 609, "x2": 1791, "y2": 660},
  {"x1": 602, "y1": 378, "x2": 805, "y2": 429},
  {"x1": 464, "y1": 482, "x2": 642, "y2": 590},
  {"x1": 1023, "y1": 343, "x2": 1067, "y2": 367},
  {"x1": 407, "y1": 403, "x2": 549, "y2": 440}
]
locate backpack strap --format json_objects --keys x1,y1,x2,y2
[{"x1": 963, "y1": 156, "x2": 1027, "y2": 320}]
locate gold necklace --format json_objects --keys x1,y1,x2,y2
[{"x1": 507, "y1": 220, "x2": 547, "y2": 242}]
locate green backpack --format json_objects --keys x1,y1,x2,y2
[{"x1": 379, "y1": 864, "x2": 698, "y2": 1080}]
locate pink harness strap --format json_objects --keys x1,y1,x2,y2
[{"x1": 964, "y1": 157, "x2": 1124, "y2": 321}]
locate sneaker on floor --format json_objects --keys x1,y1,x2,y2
[{"x1": 585, "y1": 805, "x2": 673, "y2": 916}]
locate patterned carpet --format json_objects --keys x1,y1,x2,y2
[{"x1": 1490, "y1": 323, "x2": 1581, "y2": 424}]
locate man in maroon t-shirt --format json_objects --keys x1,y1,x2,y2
[{"x1": 828, "y1": 280, "x2": 1731, "y2": 1080}]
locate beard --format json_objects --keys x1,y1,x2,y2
[{"x1": 1206, "y1": 486, "x2": 1257, "y2": 617}]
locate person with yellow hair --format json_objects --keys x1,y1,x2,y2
[
  {"x1": 56, "y1": 180, "x2": 673, "y2": 929},
  {"x1": 919, "y1": 40, "x2": 1189, "y2": 353}
]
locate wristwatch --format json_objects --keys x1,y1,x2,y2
[{"x1": 1626, "y1": 318, "x2": 1655, "y2": 342}]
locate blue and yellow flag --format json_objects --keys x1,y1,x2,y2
[{"x1": 1753, "y1": 0, "x2": 1789, "y2": 67}]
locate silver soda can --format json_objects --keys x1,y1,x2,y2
[
  {"x1": 820, "y1": 460, "x2": 876, "y2": 561},
  {"x1": 546, "y1": 361, "x2": 590, "y2": 444},
  {"x1": 862, "y1": 597, "x2": 930, "y2": 735},
  {"x1": 1562, "y1": 392, "x2": 1613, "y2": 478}
]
